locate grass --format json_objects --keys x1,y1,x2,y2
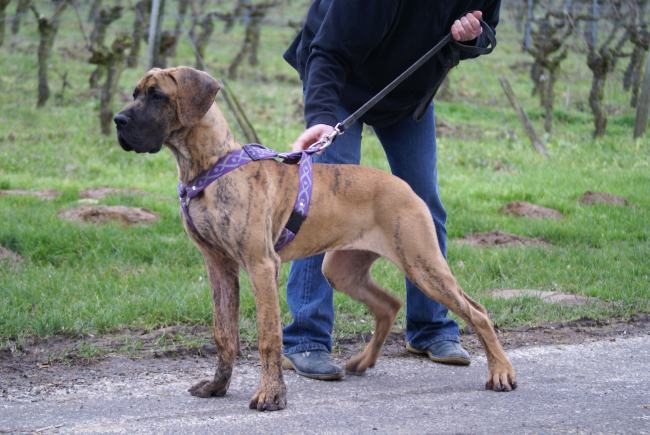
[{"x1": 0, "y1": 3, "x2": 648, "y2": 345}]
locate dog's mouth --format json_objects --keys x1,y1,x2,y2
[{"x1": 117, "y1": 132, "x2": 162, "y2": 154}]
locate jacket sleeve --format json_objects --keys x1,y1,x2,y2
[{"x1": 303, "y1": 0, "x2": 399, "y2": 127}]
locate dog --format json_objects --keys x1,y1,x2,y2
[{"x1": 114, "y1": 66, "x2": 516, "y2": 411}]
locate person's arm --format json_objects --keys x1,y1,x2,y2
[
  {"x1": 291, "y1": 1, "x2": 398, "y2": 151},
  {"x1": 302, "y1": 1, "x2": 399, "y2": 128}
]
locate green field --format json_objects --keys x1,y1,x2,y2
[{"x1": 0, "y1": 4, "x2": 648, "y2": 347}]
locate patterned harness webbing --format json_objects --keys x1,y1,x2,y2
[{"x1": 177, "y1": 144, "x2": 315, "y2": 252}]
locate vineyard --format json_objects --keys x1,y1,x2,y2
[{"x1": 0, "y1": 1, "x2": 648, "y2": 344}]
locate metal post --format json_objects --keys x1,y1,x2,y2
[
  {"x1": 590, "y1": 0, "x2": 599, "y2": 48},
  {"x1": 146, "y1": 0, "x2": 161, "y2": 69},
  {"x1": 523, "y1": 0, "x2": 534, "y2": 51}
]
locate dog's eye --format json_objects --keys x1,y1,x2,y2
[{"x1": 149, "y1": 88, "x2": 167, "y2": 101}]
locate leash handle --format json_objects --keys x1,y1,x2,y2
[{"x1": 451, "y1": 19, "x2": 497, "y2": 56}]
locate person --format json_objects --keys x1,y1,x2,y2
[{"x1": 281, "y1": 0, "x2": 501, "y2": 380}]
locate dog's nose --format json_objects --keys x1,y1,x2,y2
[{"x1": 113, "y1": 113, "x2": 129, "y2": 128}]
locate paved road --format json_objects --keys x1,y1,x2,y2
[{"x1": 1, "y1": 335, "x2": 649, "y2": 434}]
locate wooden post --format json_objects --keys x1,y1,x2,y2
[
  {"x1": 499, "y1": 76, "x2": 548, "y2": 157},
  {"x1": 634, "y1": 46, "x2": 650, "y2": 139},
  {"x1": 146, "y1": 0, "x2": 162, "y2": 69}
]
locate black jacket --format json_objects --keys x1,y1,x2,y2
[{"x1": 284, "y1": 0, "x2": 500, "y2": 128}]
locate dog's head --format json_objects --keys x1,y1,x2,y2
[{"x1": 114, "y1": 67, "x2": 221, "y2": 153}]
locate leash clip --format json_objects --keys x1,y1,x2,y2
[{"x1": 307, "y1": 123, "x2": 343, "y2": 153}]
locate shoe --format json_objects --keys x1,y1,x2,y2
[
  {"x1": 281, "y1": 350, "x2": 345, "y2": 381},
  {"x1": 406, "y1": 340, "x2": 471, "y2": 366}
]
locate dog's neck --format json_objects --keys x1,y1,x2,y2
[{"x1": 166, "y1": 104, "x2": 241, "y2": 184}]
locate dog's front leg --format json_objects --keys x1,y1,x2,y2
[
  {"x1": 246, "y1": 257, "x2": 287, "y2": 411},
  {"x1": 189, "y1": 251, "x2": 240, "y2": 398}
]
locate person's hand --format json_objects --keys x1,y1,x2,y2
[
  {"x1": 451, "y1": 11, "x2": 483, "y2": 42},
  {"x1": 291, "y1": 124, "x2": 334, "y2": 152}
]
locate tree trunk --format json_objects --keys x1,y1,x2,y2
[
  {"x1": 87, "y1": 0, "x2": 102, "y2": 21},
  {"x1": 170, "y1": 0, "x2": 190, "y2": 57},
  {"x1": 629, "y1": 49, "x2": 646, "y2": 108},
  {"x1": 156, "y1": 30, "x2": 176, "y2": 68},
  {"x1": 89, "y1": 5, "x2": 123, "y2": 90},
  {"x1": 587, "y1": 48, "x2": 614, "y2": 138},
  {"x1": 228, "y1": 2, "x2": 276, "y2": 78},
  {"x1": 541, "y1": 72, "x2": 555, "y2": 133},
  {"x1": 32, "y1": 1, "x2": 68, "y2": 108},
  {"x1": 127, "y1": 0, "x2": 150, "y2": 68},
  {"x1": 100, "y1": 35, "x2": 131, "y2": 135},
  {"x1": 228, "y1": 22, "x2": 252, "y2": 78},
  {"x1": 0, "y1": 0, "x2": 11, "y2": 47},
  {"x1": 624, "y1": 27, "x2": 649, "y2": 108},
  {"x1": 190, "y1": 12, "x2": 215, "y2": 69},
  {"x1": 11, "y1": 0, "x2": 30, "y2": 35},
  {"x1": 634, "y1": 46, "x2": 650, "y2": 138},
  {"x1": 540, "y1": 52, "x2": 566, "y2": 134}
]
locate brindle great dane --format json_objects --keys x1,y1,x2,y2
[{"x1": 114, "y1": 66, "x2": 516, "y2": 411}]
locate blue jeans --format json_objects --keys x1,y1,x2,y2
[{"x1": 283, "y1": 103, "x2": 460, "y2": 354}]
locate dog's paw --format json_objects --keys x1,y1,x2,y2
[
  {"x1": 345, "y1": 352, "x2": 375, "y2": 376},
  {"x1": 188, "y1": 379, "x2": 229, "y2": 398},
  {"x1": 485, "y1": 365, "x2": 517, "y2": 392},
  {"x1": 248, "y1": 383, "x2": 287, "y2": 412}
]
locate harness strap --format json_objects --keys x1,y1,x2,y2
[{"x1": 178, "y1": 144, "x2": 316, "y2": 252}]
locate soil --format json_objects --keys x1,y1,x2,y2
[
  {"x1": 0, "y1": 189, "x2": 60, "y2": 201},
  {"x1": 500, "y1": 201, "x2": 563, "y2": 219},
  {"x1": 578, "y1": 191, "x2": 628, "y2": 206},
  {"x1": 1, "y1": 315, "x2": 648, "y2": 402},
  {"x1": 58, "y1": 205, "x2": 158, "y2": 225},
  {"x1": 79, "y1": 187, "x2": 146, "y2": 200},
  {"x1": 434, "y1": 118, "x2": 485, "y2": 140},
  {"x1": 0, "y1": 246, "x2": 22, "y2": 264},
  {"x1": 455, "y1": 230, "x2": 549, "y2": 247},
  {"x1": 490, "y1": 289, "x2": 598, "y2": 305}
]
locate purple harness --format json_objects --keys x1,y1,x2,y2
[{"x1": 177, "y1": 144, "x2": 316, "y2": 252}]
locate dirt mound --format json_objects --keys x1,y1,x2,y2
[
  {"x1": 578, "y1": 191, "x2": 628, "y2": 206},
  {"x1": 0, "y1": 188, "x2": 60, "y2": 200},
  {"x1": 0, "y1": 246, "x2": 22, "y2": 264},
  {"x1": 500, "y1": 201, "x2": 563, "y2": 219},
  {"x1": 456, "y1": 231, "x2": 548, "y2": 247},
  {"x1": 490, "y1": 289, "x2": 598, "y2": 305},
  {"x1": 58, "y1": 205, "x2": 158, "y2": 225},
  {"x1": 79, "y1": 187, "x2": 145, "y2": 200}
]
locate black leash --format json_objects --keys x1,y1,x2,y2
[{"x1": 312, "y1": 19, "x2": 497, "y2": 150}]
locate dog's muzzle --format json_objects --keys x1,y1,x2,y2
[{"x1": 114, "y1": 113, "x2": 162, "y2": 154}]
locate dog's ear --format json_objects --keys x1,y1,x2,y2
[{"x1": 169, "y1": 67, "x2": 221, "y2": 128}]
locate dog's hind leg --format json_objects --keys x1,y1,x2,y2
[
  {"x1": 322, "y1": 250, "x2": 402, "y2": 375},
  {"x1": 245, "y1": 256, "x2": 287, "y2": 411},
  {"x1": 385, "y1": 209, "x2": 517, "y2": 392},
  {"x1": 189, "y1": 252, "x2": 240, "y2": 398}
]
